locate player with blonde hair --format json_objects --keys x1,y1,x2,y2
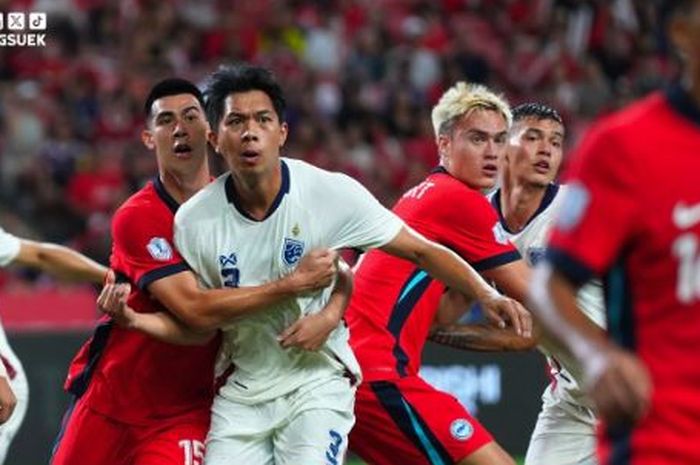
[{"x1": 347, "y1": 81, "x2": 536, "y2": 465}]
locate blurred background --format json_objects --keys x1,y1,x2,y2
[{"x1": 0, "y1": 0, "x2": 677, "y2": 463}]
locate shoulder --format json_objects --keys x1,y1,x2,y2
[
  {"x1": 286, "y1": 157, "x2": 371, "y2": 199},
  {"x1": 112, "y1": 183, "x2": 170, "y2": 235},
  {"x1": 176, "y1": 174, "x2": 228, "y2": 226},
  {"x1": 574, "y1": 94, "x2": 662, "y2": 169},
  {"x1": 285, "y1": 157, "x2": 351, "y2": 187}
]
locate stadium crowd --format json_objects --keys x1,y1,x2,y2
[{"x1": 0, "y1": 0, "x2": 676, "y2": 278}]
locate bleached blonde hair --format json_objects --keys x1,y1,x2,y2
[{"x1": 431, "y1": 82, "x2": 512, "y2": 138}]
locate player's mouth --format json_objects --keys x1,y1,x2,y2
[
  {"x1": 173, "y1": 143, "x2": 193, "y2": 157},
  {"x1": 240, "y1": 149, "x2": 262, "y2": 165},
  {"x1": 482, "y1": 163, "x2": 499, "y2": 177},
  {"x1": 534, "y1": 160, "x2": 550, "y2": 174}
]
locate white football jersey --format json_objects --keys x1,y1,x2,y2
[
  {"x1": 175, "y1": 158, "x2": 404, "y2": 404},
  {"x1": 0, "y1": 227, "x2": 21, "y2": 267},
  {"x1": 490, "y1": 184, "x2": 606, "y2": 419}
]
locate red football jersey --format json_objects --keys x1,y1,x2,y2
[
  {"x1": 348, "y1": 168, "x2": 520, "y2": 382},
  {"x1": 547, "y1": 86, "x2": 700, "y2": 464},
  {"x1": 64, "y1": 177, "x2": 220, "y2": 425}
]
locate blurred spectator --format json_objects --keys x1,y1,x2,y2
[{"x1": 0, "y1": 0, "x2": 677, "y2": 288}]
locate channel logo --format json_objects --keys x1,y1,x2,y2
[{"x1": 0, "y1": 12, "x2": 48, "y2": 47}]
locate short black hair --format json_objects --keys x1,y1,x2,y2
[
  {"x1": 144, "y1": 78, "x2": 205, "y2": 119},
  {"x1": 204, "y1": 63, "x2": 287, "y2": 130},
  {"x1": 512, "y1": 103, "x2": 563, "y2": 125}
]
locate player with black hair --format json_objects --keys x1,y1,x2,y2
[
  {"x1": 491, "y1": 102, "x2": 605, "y2": 465},
  {"x1": 51, "y1": 77, "x2": 345, "y2": 465}
]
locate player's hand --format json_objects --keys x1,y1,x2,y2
[
  {"x1": 0, "y1": 376, "x2": 17, "y2": 424},
  {"x1": 479, "y1": 292, "x2": 532, "y2": 338},
  {"x1": 287, "y1": 249, "x2": 338, "y2": 294},
  {"x1": 278, "y1": 311, "x2": 339, "y2": 351},
  {"x1": 585, "y1": 346, "x2": 652, "y2": 428},
  {"x1": 97, "y1": 282, "x2": 137, "y2": 329}
]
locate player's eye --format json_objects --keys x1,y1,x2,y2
[{"x1": 157, "y1": 115, "x2": 173, "y2": 125}]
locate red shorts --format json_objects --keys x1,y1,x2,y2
[
  {"x1": 350, "y1": 376, "x2": 492, "y2": 465},
  {"x1": 51, "y1": 397, "x2": 210, "y2": 465}
]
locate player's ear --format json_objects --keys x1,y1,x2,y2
[
  {"x1": 279, "y1": 122, "x2": 288, "y2": 148},
  {"x1": 207, "y1": 131, "x2": 221, "y2": 155},
  {"x1": 142, "y1": 129, "x2": 155, "y2": 150},
  {"x1": 437, "y1": 133, "x2": 450, "y2": 162}
]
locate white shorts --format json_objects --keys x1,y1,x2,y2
[
  {"x1": 0, "y1": 324, "x2": 29, "y2": 465},
  {"x1": 525, "y1": 392, "x2": 597, "y2": 465},
  {"x1": 205, "y1": 374, "x2": 355, "y2": 465}
]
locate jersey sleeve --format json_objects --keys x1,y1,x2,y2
[
  {"x1": 546, "y1": 122, "x2": 641, "y2": 286},
  {"x1": 432, "y1": 189, "x2": 520, "y2": 271},
  {"x1": 111, "y1": 205, "x2": 189, "y2": 290},
  {"x1": 0, "y1": 227, "x2": 21, "y2": 267},
  {"x1": 318, "y1": 172, "x2": 405, "y2": 250}
]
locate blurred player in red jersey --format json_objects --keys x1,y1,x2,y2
[
  {"x1": 50, "y1": 78, "x2": 344, "y2": 465},
  {"x1": 529, "y1": 1, "x2": 700, "y2": 464},
  {"x1": 347, "y1": 82, "x2": 538, "y2": 465},
  {"x1": 0, "y1": 229, "x2": 107, "y2": 464}
]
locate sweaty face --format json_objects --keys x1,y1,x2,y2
[
  {"x1": 438, "y1": 109, "x2": 508, "y2": 190},
  {"x1": 142, "y1": 94, "x2": 210, "y2": 170},
  {"x1": 506, "y1": 117, "x2": 565, "y2": 187},
  {"x1": 211, "y1": 90, "x2": 288, "y2": 178}
]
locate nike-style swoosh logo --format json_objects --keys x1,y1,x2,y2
[{"x1": 673, "y1": 202, "x2": 700, "y2": 229}]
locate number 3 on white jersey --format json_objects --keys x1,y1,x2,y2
[
  {"x1": 179, "y1": 439, "x2": 205, "y2": 465},
  {"x1": 673, "y1": 233, "x2": 700, "y2": 304}
]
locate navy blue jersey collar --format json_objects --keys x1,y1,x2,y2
[
  {"x1": 153, "y1": 176, "x2": 180, "y2": 214},
  {"x1": 492, "y1": 183, "x2": 559, "y2": 234},
  {"x1": 665, "y1": 82, "x2": 700, "y2": 127},
  {"x1": 225, "y1": 160, "x2": 290, "y2": 222},
  {"x1": 430, "y1": 165, "x2": 448, "y2": 175}
]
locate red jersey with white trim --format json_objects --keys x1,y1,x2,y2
[
  {"x1": 348, "y1": 168, "x2": 520, "y2": 382},
  {"x1": 64, "y1": 177, "x2": 220, "y2": 425},
  {"x1": 546, "y1": 86, "x2": 700, "y2": 464}
]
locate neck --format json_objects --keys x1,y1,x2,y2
[
  {"x1": 230, "y1": 163, "x2": 282, "y2": 220},
  {"x1": 499, "y1": 177, "x2": 548, "y2": 233},
  {"x1": 159, "y1": 160, "x2": 210, "y2": 205}
]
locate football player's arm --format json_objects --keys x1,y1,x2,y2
[
  {"x1": 278, "y1": 258, "x2": 353, "y2": 350},
  {"x1": 98, "y1": 282, "x2": 214, "y2": 345},
  {"x1": 480, "y1": 259, "x2": 531, "y2": 304},
  {"x1": 429, "y1": 289, "x2": 537, "y2": 351},
  {"x1": 148, "y1": 249, "x2": 337, "y2": 332},
  {"x1": 12, "y1": 240, "x2": 108, "y2": 284},
  {"x1": 530, "y1": 264, "x2": 650, "y2": 425},
  {"x1": 379, "y1": 226, "x2": 532, "y2": 337}
]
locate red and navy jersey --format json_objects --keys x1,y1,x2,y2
[
  {"x1": 347, "y1": 168, "x2": 520, "y2": 382},
  {"x1": 65, "y1": 177, "x2": 220, "y2": 425},
  {"x1": 547, "y1": 85, "x2": 700, "y2": 464}
]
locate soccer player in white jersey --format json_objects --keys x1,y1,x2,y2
[
  {"x1": 105, "y1": 64, "x2": 530, "y2": 465},
  {"x1": 0, "y1": 226, "x2": 107, "y2": 464},
  {"x1": 489, "y1": 103, "x2": 605, "y2": 465}
]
